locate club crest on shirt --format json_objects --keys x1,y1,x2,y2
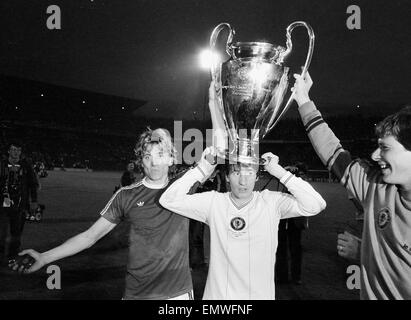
[
  {"x1": 230, "y1": 217, "x2": 246, "y2": 231},
  {"x1": 377, "y1": 207, "x2": 391, "y2": 229}
]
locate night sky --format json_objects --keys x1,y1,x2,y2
[{"x1": 1, "y1": 0, "x2": 410, "y2": 119}]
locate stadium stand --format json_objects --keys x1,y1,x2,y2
[{"x1": 0, "y1": 74, "x2": 387, "y2": 174}]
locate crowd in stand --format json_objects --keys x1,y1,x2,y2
[{"x1": 0, "y1": 110, "x2": 381, "y2": 172}]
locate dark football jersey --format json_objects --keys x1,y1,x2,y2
[{"x1": 100, "y1": 178, "x2": 192, "y2": 299}]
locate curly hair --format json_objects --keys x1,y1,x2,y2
[
  {"x1": 134, "y1": 128, "x2": 177, "y2": 174},
  {"x1": 375, "y1": 106, "x2": 411, "y2": 151}
]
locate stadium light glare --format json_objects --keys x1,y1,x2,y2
[
  {"x1": 249, "y1": 63, "x2": 271, "y2": 85},
  {"x1": 199, "y1": 49, "x2": 220, "y2": 71}
]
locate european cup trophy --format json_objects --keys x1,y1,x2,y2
[{"x1": 209, "y1": 22, "x2": 314, "y2": 165}]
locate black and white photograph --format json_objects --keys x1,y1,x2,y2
[{"x1": 0, "y1": 0, "x2": 410, "y2": 311}]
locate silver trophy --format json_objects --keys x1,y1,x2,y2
[{"x1": 210, "y1": 22, "x2": 314, "y2": 164}]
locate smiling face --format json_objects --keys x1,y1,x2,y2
[
  {"x1": 227, "y1": 164, "x2": 258, "y2": 202},
  {"x1": 371, "y1": 135, "x2": 411, "y2": 189}
]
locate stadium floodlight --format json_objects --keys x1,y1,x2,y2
[{"x1": 199, "y1": 49, "x2": 220, "y2": 71}]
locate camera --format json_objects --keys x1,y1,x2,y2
[{"x1": 2, "y1": 193, "x2": 13, "y2": 208}]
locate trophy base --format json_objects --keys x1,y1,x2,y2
[{"x1": 215, "y1": 147, "x2": 266, "y2": 166}]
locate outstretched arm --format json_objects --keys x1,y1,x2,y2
[{"x1": 16, "y1": 217, "x2": 117, "y2": 273}]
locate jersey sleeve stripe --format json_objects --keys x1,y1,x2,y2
[
  {"x1": 304, "y1": 115, "x2": 323, "y2": 130},
  {"x1": 99, "y1": 181, "x2": 143, "y2": 216},
  {"x1": 281, "y1": 172, "x2": 294, "y2": 186},
  {"x1": 306, "y1": 119, "x2": 326, "y2": 134},
  {"x1": 325, "y1": 146, "x2": 344, "y2": 169},
  {"x1": 340, "y1": 160, "x2": 362, "y2": 201},
  {"x1": 330, "y1": 151, "x2": 354, "y2": 182}
]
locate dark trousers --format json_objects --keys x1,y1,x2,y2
[
  {"x1": 0, "y1": 207, "x2": 26, "y2": 260},
  {"x1": 275, "y1": 219, "x2": 303, "y2": 282},
  {"x1": 189, "y1": 220, "x2": 205, "y2": 268}
]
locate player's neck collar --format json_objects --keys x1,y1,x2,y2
[
  {"x1": 229, "y1": 192, "x2": 255, "y2": 210},
  {"x1": 142, "y1": 177, "x2": 169, "y2": 189}
]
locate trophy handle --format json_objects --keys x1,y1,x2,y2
[
  {"x1": 209, "y1": 23, "x2": 235, "y2": 84},
  {"x1": 209, "y1": 23, "x2": 235, "y2": 154},
  {"x1": 267, "y1": 21, "x2": 315, "y2": 132}
]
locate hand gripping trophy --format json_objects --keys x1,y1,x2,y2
[{"x1": 209, "y1": 22, "x2": 314, "y2": 164}]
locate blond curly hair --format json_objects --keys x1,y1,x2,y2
[{"x1": 134, "y1": 128, "x2": 177, "y2": 174}]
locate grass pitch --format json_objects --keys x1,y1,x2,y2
[{"x1": 0, "y1": 170, "x2": 360, "y2": 300}]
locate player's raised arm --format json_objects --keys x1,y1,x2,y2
[
  {"x1": 13, "y1": 216, "x2": 117, "y2": 273},
  {"x1": 159, "y1": 147, "x2": 217, "y2": 223},
  {"x1": 292, "y1": 72, "x2": 375, "y2": 204},
  {"x1": 292, "y1": 72, "x2": 353, "y2": 180},
  {"x1": 262, "y1": 152, "x2": 326, "y2": 218}
]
